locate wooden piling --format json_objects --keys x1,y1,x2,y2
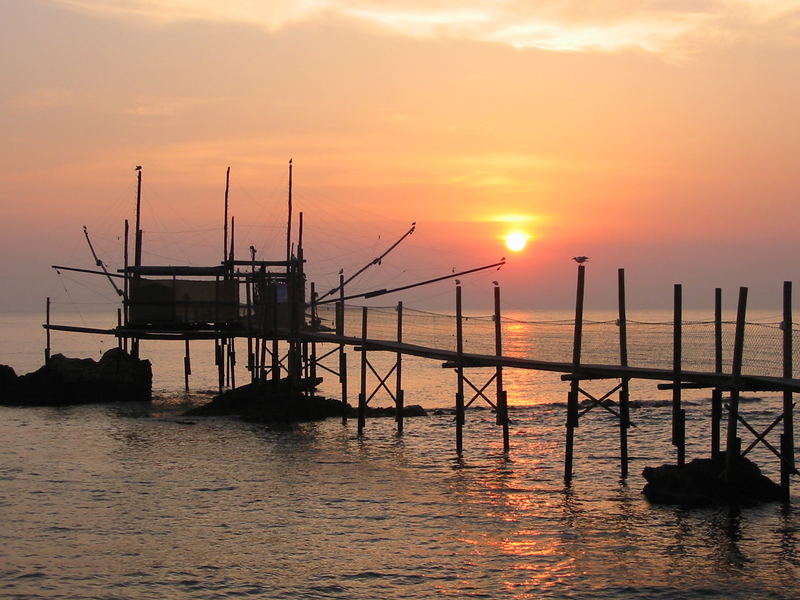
[
  {"x1": 673, "y1": 284, "x2": 685, "y2": 467},
  {"x1": 270, "y1": 282, "x2": 279, "y2": 388},
  {"x1": 782, "y1": 281, "x2": 794, "y2": 500},
  {"x1": 395, "y1": 301, "x2": 405, "y2": 434},
  {"x1": 494, "y1": 284, "x2": 509, "y2": 453},
  {"x1": 724, "y1": 287, "x2": 748, "y2": 482},
  {"x1": 711, "y1": 288, "x2": 723, "y2": 459},
  {"x1": 338, "y1": 273, "x2": 348, "y2": 424},
  {"x1": 564, "y1": 265, "x2": 585, "y2": 483},
  {"x1": 358, "y1": 306, "x2": 368, "y2": 435},
  {"x1": 617, "y1": 269, "x2": 630, "y2": 477},
  {"x1": 45, "y1": 297, "x2": 51, "y2": 363},
  {"x1": 117, "y1": 309, "x2": 123, "y2": 350},
  {"x1": 456, "y1": 284, "x2": 465, "y2": 456},
  {"x1": 184, "y1": 338, "x2": 191, "y2": 392}
]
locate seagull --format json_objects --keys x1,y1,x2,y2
[
  {"x1": 135, "y1": 165, "x2": 142, "y2": 170},
  {"x1": 455, "y1": 279, "x2": 461, "y2": 285},
  {"x1": 492, "y1": 280, "x2": 499, "y2": 286},
  {"x1": 572, "y1": 256, "x2": 589, "y2": 264}
]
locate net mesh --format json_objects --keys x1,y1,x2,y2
[{"x1": 314, "y1": 304, "x2": 799, "y2": 378}]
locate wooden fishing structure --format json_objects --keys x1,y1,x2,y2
[{"x1": 43, "y1": 165, "x2": 798, "y2": 502}]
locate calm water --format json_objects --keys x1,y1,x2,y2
[{"x1": 1, "y1": 310, "x2": 799, "y2": 599}]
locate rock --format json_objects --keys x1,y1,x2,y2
[
  {"x1": 186, "y1": 382, "x2": 428, "y2": 422},
  {"x1": 642, "y1": 453, "x2": 783, "y2": 507},
  {"x1": 185, "y1": 380, "x2": 345, "y2": 422},
  {"x1": 360, "y1": 404, "x2": 428, "y2": 418},
  {"x1": 0, "y1": 348, "x2": 152, "y2": 406}
]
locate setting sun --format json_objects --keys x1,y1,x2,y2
[{"x1": 504, "y1": 231, "x2": 528, "y2": 252}]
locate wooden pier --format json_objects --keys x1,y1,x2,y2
[{"x1": 42, "y1": 165, "x2": 798, "y2": 501}]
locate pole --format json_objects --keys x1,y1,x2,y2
[
  {"x1": 782, "y1": 281, "x2": 794, "y2": 500},
  {"x1": 712, "y1": 288, "x2": 723, "y2": 459},
  {"x1": 673, "y1": 284, "x2": 685, "y2": 467},
  {"x1": 45, "y1": 297, "x2": 51, "y2": 363},
  {"x1": 184, "y1": 339, "x2": 191, "y2": 392},
  {"x1": 358, "y1": 306, "x2": 368, "y2": 435},
  {"x1": 724, "y1": 287, "x2": 748, "y2": 482},
  {"x1": 456, "y1": 284, "x2": 465, "y2": 456},
  {"x1": 223, "y1": 166, "x2": 230, "y2": 264},
  {"x1": 286, "y1": 159, "x2": 293, "y2": 265},
  {"x1": 618, "y1": 268, "x2": 630, "y2": 477},
  {"x1": 565, "y1": 265, "x2": 585, "y2": 482},
  {"x1": 396, "y1": 301, "x2": 404, "y2": 434},
  {"x1": 494, "y1": 284, "x2": 509, "y2": 453}
]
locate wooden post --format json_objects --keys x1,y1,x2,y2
[
  {"x1": 618, "y1": 269, "x2": 630, "y2": 478},
  {"x1": 673, "y1": 284, "x2": 685, "y2": 467},
  {"x1": 358, "y1": 306, "x2": 368, "y2": 435},
  {"x1": 396, "y1": 301, "x2": 405, "y2": 434},
  {"x1": 270, "y1": 282, "x2": 279, "y2": 388},
  {"x1": 564, "y1": 265, "x2": 585, "y2": 482},
  {"x1": 45, "y1": 297, "x2": 51, "y2": 364},
  {"x1": 117, "y1": 309, "x2": 123, "y2": 350},
  {"x1": 712, "y1": 288, "x2": 723, "y2": 459},
  {"x1": 223, "y1": 166, "x2": 230, "y2": 264},
  {"x1": 340, "y1": 351, "x2": 348, "y2": 425},
  {"x1": 494, "y1": 284, "x2": 509, "y2": 453},
  {"x1": 455, "y1": 284, "x2": 465, "y2": 456},
  {"x1": 246, "y1": 275, "x2": 254, "y2": 383},
  {"x1": 338, "y1": 272, "x2": 348, "y2": 424},
  {"x1": 724, "y1": 287, "x2": 748, "y2": 482},
  {"x1": 286, "y1": 159, "x2": 293, "y2": 264},
  {"x1": 216, "y1": 338, "x2": 225, "y2": 393},
  {"x1": 228, "y1": 337, "x2": 236, "y2": 390},
  {"x1": 184, "y1": 338, "x2": 191, "y2": 392},
  {"x1": 123, "y1": 218, "x2": 129, "y2": 352},
  {"x1": 782, "y1": 281, "x2": 794, "y2": 500},
  {"x1": 310, "y1": 283, "x2": 318, "y2": 396}
]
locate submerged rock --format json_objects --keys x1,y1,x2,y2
[
  {"x1": 186, "y1": 380, "x2": 427, "y2": 422},
  {"x1": 0, "y1": 348, "x2": 152, "y2": 406},
  {"x1": 642, "y1": 453, "x2": 783, "y2": 507}
]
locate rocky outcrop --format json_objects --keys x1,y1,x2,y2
[
  {"x1": 0, "y1": 348, "x2": 152, "y2": 406},
  {"x1": 642, "y1": 453, "x2": 783, "y2": 507},
  {"x1": 186, "y1": 380, "x2": 427, "y2": 422}
]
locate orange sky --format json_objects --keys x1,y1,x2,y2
[{"x1": 1, "y1": 1, "x2": 798, "y2": 312}]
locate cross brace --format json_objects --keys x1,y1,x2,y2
[{"x1": 576, "y1": 382, "x2": 635, "y2": 427}]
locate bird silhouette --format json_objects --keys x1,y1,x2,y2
[{"x1": 572, "y1": 256, "x2": 589, "y2": 264}]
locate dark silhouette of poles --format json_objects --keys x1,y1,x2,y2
[
  {"x1": 724, "y1": 287, "x2": 748, "y2": 481},
  {"x1": 711, "y1": 288, "x2": 723, "y2": 459},
  {"x1": 782, "y1": 281, "x2": 795, "y2": 500},
  {"x1": 455, "y1": 283, "x2": 465, "y2": 456},
  {"x1": 358, "y1": 306, "x2": 368, "y2": 435},
  {"x1": 564, "y1": 265, "x2": 585, "y2": 482},
  {"x1": 618, "y1": 269, "x2": 630, "y2": 477},
  {"x1": 672, "y1": 284, "x2": 685, "y2": 467},
  {"x1": 494, "y1": 284, "x2": 509, "y2": 453},
  {"x1": 395, "y1": 301, "x2": 405, "y2": 434}
]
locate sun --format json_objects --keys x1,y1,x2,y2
[{"x1": 504, "y1": 231, "x2": 528, "y2": 252}]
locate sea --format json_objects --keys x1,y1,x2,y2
[{"x1": 1, "y1": 308, "x2": 799, "y2": 599}]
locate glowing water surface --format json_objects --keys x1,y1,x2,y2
[{"x1": 1, "y1": 311, "x2": 798, "y2": 599}]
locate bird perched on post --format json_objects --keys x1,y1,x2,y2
[{"x1": 572, "y1": 256, "x2": 589, "y2": 264}]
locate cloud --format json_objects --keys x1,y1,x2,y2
[{"x1": 39, "y1": 0, "x2": 800, "y2": 54}]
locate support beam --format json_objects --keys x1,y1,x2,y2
[
  {"x1": 358, "y1": 307, "x2": 368, "y2": 435},
  {"x1": 724, "y1": 287, "x2": 748, "y2": 482},
  {"x1": 712, "y1": 287, "x2": 723, "y2": 459},
  {"x1": 673, "y1": 284, "x2": 685, "y2": 467},
  {"x1": 564, "y1": 265, "x2": 585, "y2": 483},
  {"x1": 396, "y1": 301, "x2": 405, "y2": 434},
  {"x1": 618, "y1": 268, "x2": 630, "y2": 478},
  {"x1": 494, "y1": 284, "x2": 509, "y2": 453},
  {"x1": 456, "y1": 284, "x2": 465, "y2": 456},
  {"x1": 782, "y1": 281, "x2": 795, "y2": 501}
]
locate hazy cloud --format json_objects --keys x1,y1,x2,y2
[{"x1": 45, "y1": 0, "x2": 800, "y2": 53}]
